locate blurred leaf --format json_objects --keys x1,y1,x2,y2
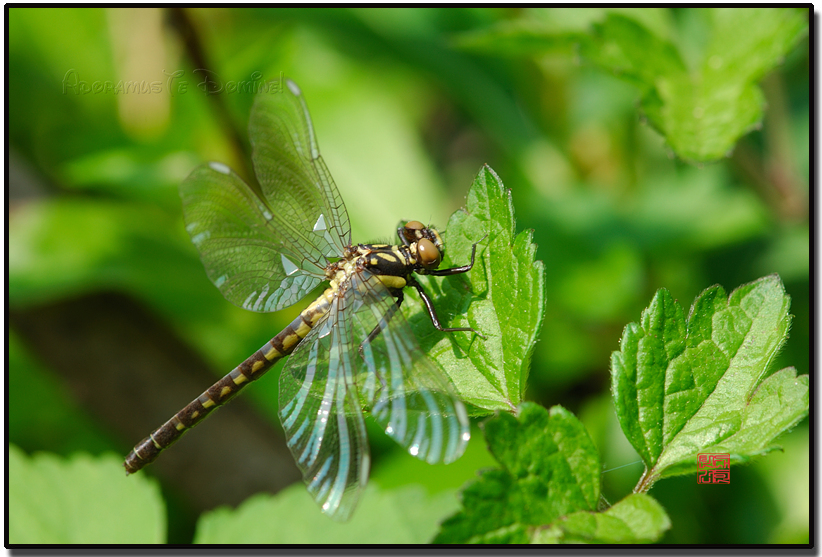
[
  {"x1": 371, "y1": 423, "x2": 497, "y2": 494},
  {"x1": 194, "y1": 482, "x2": 457, "y2": 543},
  {"x1": 59, "y1": 148, "x2": 199, "y2": 210},
  {"x1": 434, "y1": 404, "x2": 601, "y2": 543},
  {"x1": 8, "y1": 331, "x2": 115, "y2": 455},
  {"x1": 8, "y1": 446, "x2": 165, "y2": 544},
  {"x1": 582, "y1": 9, "x2": 807, "y2": 162},
  {"x1": 611, "y1": 274, "x2": 808, "y2": 486},
  {"x1": 756, "y1": 223, "x2": 810, "y2": 283},
  {"x1": 454, "y1": 8, "x2": 672, "y2": 56},
  {"x1": 9, "y1": 8, "x2": 121, "y2": 164},
  {"x1": 755, "y1": 427, "x2": 810, "y2": 543},
  {"x1": 411, "y1": 165, "x2": 546, "y2": 414},
  {"x1": 532, "y1": 493, "x2": 670, "y2": 544},
  {"x1": 627, "y1": 166, "x2": 769, "y2": 252},
  {"x1": 8, "y1": 198, "x2": 215, "y2": 321},
  {"x1": 456, "y1": 8, "x2": 806, "y2": 163},
  {"x1": 454, "y1": 19, "x2": 584, "y2": 56},
  {"x1": 532, "y1": 166, "x2": 769, "y2": 316}
]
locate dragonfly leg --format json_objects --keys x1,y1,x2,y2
[
  {"x1": 428, "y1": 235, "x2": 487, "y2": 276},
  {"x1": 407, "y1": 275, "x2": 486, "y2": 339},
  {"x1": 358, "y1": 292, "x2": 404, "y2": 390},
  {"x1": 359, "y1": 291, "x2": 402, "y2": 357}
]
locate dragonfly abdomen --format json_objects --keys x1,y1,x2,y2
[{"x1": 123, "y1": 286, "x2": 336, "y2": 475}]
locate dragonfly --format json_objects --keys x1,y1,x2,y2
[{"x1": 124, "y1": 78, "x2": 484, "y2": 521}]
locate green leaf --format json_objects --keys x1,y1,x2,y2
[
  {"x1": 8, "y1": 197, "x2": 206, "y2": 315},
  {"x1": 59, "y1": 148, "x2": 199, "y2": 210},
  {"x1": 453, "y1": 8, "x2": 672, "y2": 57},
  {"x1": 582, "y1": 9, "x2": 807, "y2": 162},
  {"x1": 454, "y1": 19, "x2": 585, "y2": 57},
  {"x1": 412, "y1": 165, "x2": 546, "y2": 414},
  {"x1": 532, "y1": 494, "x2": 671, "y2": 544},
  {"x1": 434, "y1": 404, "x2": 601, "y2": 543},
  {"x1": 8, "y1": 445, "x2": 165, "y2": 544},
  {"x1": 194, "y1": 482, "x2": 458, "y2": 543},
  {"x1": 456, "y1": 8, "x2": 807, "y2": 163},
  {"x1": 611, "y1": 274, "x2": 808, "y2": 488}
]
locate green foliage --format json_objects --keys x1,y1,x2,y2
[
  {"x1": 8, "y1": 445, "x2": 165, "y2": 544},
  {"x1": 8, "y1": 332, "x2": 115, "y2": 456},
  {"x1": 195, "y1": 483, "x2": 458, "y2": 543},
  {"x1": 584, "y1": 10, "x2": 807, "y2": 162},
  {"x1": 532, "y1": 494, "x2": 671, "y2": 544},
  {"x1": 413, "y1": 165, "x2": 545, "y2": 414},
  {"x1": 453, "y1": 8, "x2": 671, "y2": 56},
  {"x1": 458, "y1": 8, "x2": 808, "y2": 162},
  {"x1": 436, "y1": 273, "x2": 802, "y2": 544},
  {"x1": 434, "y1": 404, "x2": 670, "y2": 543},
  {"x1": 611, "y1": 275, "x2": 808, "y2": 486},
  {"x1": 8, "y1": 198, "x2": 197, "y2": 309}
]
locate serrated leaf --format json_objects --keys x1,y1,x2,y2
[
  {"x1": 456, "y1": 9, "x2": 807, "y2": 163},
  {"x1": 533, "y1": 493, "x2": 670, "y2": 544},
  {"x1": 434, "y1": 404, "x2": 601, "y2": 544},
  {"x1": 611, "y1": 274, "x2": 808, "y2": 488},
  {"x1": 453, "y1": 8, "x2": 672, "y2": 57},
  {"x1": 8, "y1": 445, "x2": 165, "y2": 544},
  {"x1": 410, "y1": 165, "x2": 546, "y2": 414},
  {"x1": 582, "y1": 9, "x2": 807, "y2": 162},
  {"x1": 194, "y1": 482, "x2": 457, "y2": 544}
]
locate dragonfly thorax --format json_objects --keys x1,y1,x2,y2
[
  {"x1": 325, "y1": 221, "x2": 447, "y2": 294},
  {"x1": 325, "y1": 256, "x2": 359, "y2": 290}
]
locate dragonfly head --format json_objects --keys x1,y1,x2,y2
[{"x1": 400, "y1": 220, "x2": 444, "y2": 271}]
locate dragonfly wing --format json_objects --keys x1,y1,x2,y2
[
  {"x1": 250, "y1": 79, "x2": 351, "y2": 259},
  {"x1": 181, "y1": 163, "x2": 325, "y2": 312},
  {"x1": 348, "y1": 270, "x2": 471, "y2": 465},
  {"x1": 278, "y1": 300, "x2": 369, "y2": 521}
]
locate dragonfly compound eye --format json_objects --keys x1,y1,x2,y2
[
  {"x1": 417, "y1": 238, "x2": 442, "y2": 269},
  {"x1": 400, "y1": 220, "x2": 426, "y2": 246}
]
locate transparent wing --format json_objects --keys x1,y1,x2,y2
[
  {"x1": 348, "y1": 270, "x2": 471, "y2": 465},
  {"x1": 180, "y1": 162, "x2": 329, "y2": 312},
  {"x1": 278, "y1": 300, "x2": 369, "y2": 521},
  {"x1": 250, "y1": 79, "x2": 351, "y2": 259}
]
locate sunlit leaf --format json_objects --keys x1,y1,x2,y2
[
  {"x1": 8, "y1": 446, "x2": 165, "y2": 544},
  {"x1": 411, "y1": 165, "x2": 546, "y2": 414},
  {"x1": 195, "y1": 482, "x2": 457, "y2": 543},
  {"x1": 435, "y1": 404, "x2": 602, "y2": 543},
  {"x1": 532, "y1": 493, "x2": 670, "y2": 544},
  {"x1": 611, "y1": 274, "x2": 808, "y2": 487}
]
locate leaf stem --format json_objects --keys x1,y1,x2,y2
[{"x1": 634, "y1": 468, "x2": 657, "y2": 494}]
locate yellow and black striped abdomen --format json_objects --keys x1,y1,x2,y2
[{"x1": 123, "y1": 286, "x2": 336, "y2": 474}]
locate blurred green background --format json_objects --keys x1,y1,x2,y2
[{"x1": 8, "y1": 7, "x2": 808, "y2": 544}]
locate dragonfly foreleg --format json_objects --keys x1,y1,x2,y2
[
  {"x1": 406, "y1": 275, "x2": 486, "y2": 339},
  {"x1": 427, "y1": 236, "x2": 486, "y2": 277}
]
